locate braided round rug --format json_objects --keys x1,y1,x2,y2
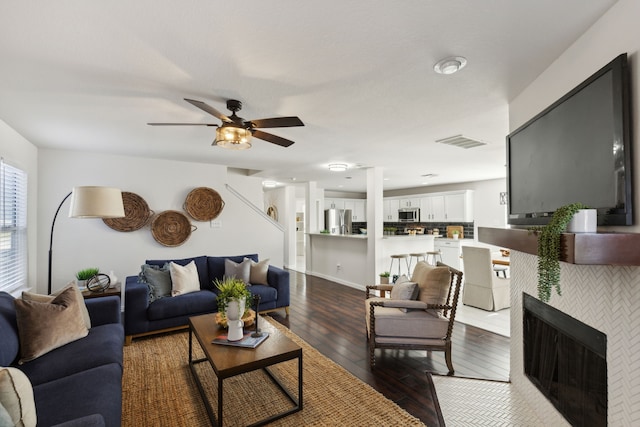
[{"x1": 122, "y1": 317, "x2": 425, "y2": 427}]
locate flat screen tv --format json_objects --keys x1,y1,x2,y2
[{"x1": 507, "y1": 53, "x2": 633, "y2": 226}]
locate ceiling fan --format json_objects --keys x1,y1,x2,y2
[{"x1": 148, "y1": 98, "x2": 304, "y2": 149}]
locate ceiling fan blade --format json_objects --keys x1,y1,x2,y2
[
  {"x1": 252, "y1": 130, "x2": 295, "y2": 147},
  {"x1": 184, "y1": 98, "x2": 230, "y2": 122},
  {"x1": 250, "y1": 116, "x2": 304, "y2": 129},
  {"x1": 147, "y1": 123, "x2": 218, "y2": 126}
]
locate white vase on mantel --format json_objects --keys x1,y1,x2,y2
[{"x1": 566, "y1": 209, "x2": 597, "y2": 233}]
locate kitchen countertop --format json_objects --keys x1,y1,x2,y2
[{"x1": 309, "y1": 232, "x2": 368, "y2": 239}]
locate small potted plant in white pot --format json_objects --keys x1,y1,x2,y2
[
  {"x1": 76, "y1": 267, "x2": 99, "y2": 290},
  {"x1": 214, "y1": 277, "x2": 252, "y2": 326}
]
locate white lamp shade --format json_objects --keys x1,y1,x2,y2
[{"x1": 68, "y1": 186, "x2": 125, "y2": 218}]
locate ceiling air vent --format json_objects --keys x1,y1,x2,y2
[{"x1": 435, "y1": 135, "x2": 487, "y2": 149}]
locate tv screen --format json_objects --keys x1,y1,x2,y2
[{"x1": 507, "y1": 53, "x2": 632, "y2": 226}]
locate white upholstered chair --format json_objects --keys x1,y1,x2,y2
[{"x1": 461, "y1": 246, "x2": 510, "y2": 311}]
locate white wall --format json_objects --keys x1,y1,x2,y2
[
  {"x1": 0, "y1": 120, "x2": 39, "y2": 292},
  {"x1": 38, "y1": 149, "x2": 284, "y2": 294},
  {"x1": 507, "y1": 0, "x2": 640, "y2": 424}
]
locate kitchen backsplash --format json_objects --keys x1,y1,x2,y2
[{"x1": 352, "y1": 222, "x2": 474, "y2": 239}]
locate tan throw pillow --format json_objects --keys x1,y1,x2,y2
[
  {"x1": 0, "y1": 367, "x2": 37, "y2": 427},
  {"x1": 14, "y1": 287, "x2": 89, "y2": 364},
  {"x1": 22, "y1": 282, "x2": 91, "y2": 329},
  {"x1": 170, "y1": 261, "x2": 200, "y2": 296},
  {"x1": 413, "y1": 263, "x2": 451, "y2": 306},
  {"x1": 249, "y1": 258, "x2": 270, "y2": 286}
]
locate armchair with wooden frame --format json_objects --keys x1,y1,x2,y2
[{"x1": 365, "y1": 262, "x2": 463, "y2": 375}]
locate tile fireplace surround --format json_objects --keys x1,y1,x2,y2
[{"x1": 480, "y1": 227, "x2": 640, "y2": 426}]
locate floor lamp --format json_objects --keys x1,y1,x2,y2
[{"x1": 48, "y1": 186, "x2": 125, "y2": 294}]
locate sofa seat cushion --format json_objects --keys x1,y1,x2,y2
[
  {"x1": 146, "y1": 256, "x2": 208, "y2": 290},
  {"x1": 365, "y1": 298, "x2": 448, "y2": 340},
  {"x1": 33, "y1": 364, "x2": 122, "y2": 427},
  {"x1": 17, "y1": 323, "x2": 124, "y2": 386},
  {"x1": 247, "y1": 285, "x2": 277, "y2": 304},
  {"x1": 147, "y1": 290, "x2": 217, "y2": 321}
]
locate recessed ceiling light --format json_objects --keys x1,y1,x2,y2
[
  {"x1": 262, "y1": 181, "x2": 277, "y2": 188},
  {"x1": 328, "y1": 163, "x2": 348, "y2": 172},
  {"x1": 434, "y1": 56, "x2": 467, "y2": 75}
]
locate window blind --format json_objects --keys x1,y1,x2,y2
[{"x1": 0, "y1": 159, "x2": 28, "y2": 295}]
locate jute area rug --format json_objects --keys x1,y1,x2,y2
[{"x1": 122, "y1": 317, "x2": 426, "y2": 426}]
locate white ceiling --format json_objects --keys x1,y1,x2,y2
[{"x1": 0, "y1": 1, "x2": 616, "y2": 192}]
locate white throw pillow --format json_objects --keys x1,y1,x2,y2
[
  {"x1": 0, "y1": 367, "x2": 36, "y2": 427},
  {"x1": 170, "y1": 261, "x2": 200, "y2": 296}
]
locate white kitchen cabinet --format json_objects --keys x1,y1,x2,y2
[
  {"x1": 325, "y1": 199, "x2": 345, "y2": 210},
  {"x1": 420, "y1": 195, "x2": 445, "y2": 221},
  {"x1": 434, "y1": 239, "x2": 462, "y2": 270},
  {"x1": 344, "y1": 199, "x2": 366, "y2": 222},
  {"x1": 399, "y1": 197, "x2": 420, "y2": 209},
  {"x1": 443, "y1": 191, "x2": 474, "y2": 222},
  {"x1": 383, "y1": 199, "x2": 399, "y2": 222}
]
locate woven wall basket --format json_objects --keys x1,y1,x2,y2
[
  {"x1": 103, "y1": 192, "x2": 152, "y2": 232},
  {"x1": 184, "y1": 187, "x2": 225, "y2": 221},
  {"x1": 150, "y1": 210, "x2": 196, "y2": 247}
]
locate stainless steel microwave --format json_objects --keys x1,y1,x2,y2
[{"x1": 398, "y1": 208, "x2": 420, "y2": 222}]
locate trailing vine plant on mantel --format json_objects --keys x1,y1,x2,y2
[{"x1": 528, "y1": 202, "x2": 590, "y2": 303}]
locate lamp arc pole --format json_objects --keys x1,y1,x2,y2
[{"x1": 48, "y1": 192, "x2": 72, "y2": 294}]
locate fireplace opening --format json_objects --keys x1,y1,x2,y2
[{"x1": 523, "y1": 293, "x2": 607, "y2": 426}]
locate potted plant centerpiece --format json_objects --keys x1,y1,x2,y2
[
  {"x1": 76, "y1": 267, "x2": 99, "y2": 290},
  {"x1": 379, "y1": 271, "x2": 390, "y2": 284},
  {"x1": 529, "y1": 202, "x2": 594, "y2": 303},
  {"x1": 214, "y1": 277, "x2": 252, "y2": 327}
]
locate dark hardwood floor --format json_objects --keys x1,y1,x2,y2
[{"x1": 268, "y1": 270, "x2": 510, "y2": 426}]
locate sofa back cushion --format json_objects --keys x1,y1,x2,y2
[
  {"x1": 411, "y1": 262, "x2": 451, "y2": 307},
  {"x1": 207, "y1": 254, "x2": 259, "y2": 290},
  {"x1": 0, "y1": 293, "x2": 19, "y2": 366},
  {"x1": 146, "y1": 256, "x2": 208, "y2": 290}
]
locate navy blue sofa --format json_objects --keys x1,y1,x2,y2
[
  {"x1": 124, "y1": 254, "x2": 290, "y2": 344},
  {"x1": 0, "y1": 292, "x2": 123, "y2": 427}
]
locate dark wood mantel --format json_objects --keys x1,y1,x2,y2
[{"x1": 478, "y1": 227, "x2": 640, "y2": 266}]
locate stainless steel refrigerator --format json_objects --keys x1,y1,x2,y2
[{"x1": 324, "y1": 209, "x2": 352, "y2": 235}]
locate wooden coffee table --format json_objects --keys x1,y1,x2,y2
[{"x1": 188, "y1": 313, "x2": 303, "y2": 426}]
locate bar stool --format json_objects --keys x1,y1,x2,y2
[
  {"x1": 408, "y1": 252, "x2": 427, "y2": 275},
  {"x1": 389, "y1": 254, "x2": 410, "y2": 281},
  {"x1": 426, "y1": 250, "x2": 443, "y2": 266}
]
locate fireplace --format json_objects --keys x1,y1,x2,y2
[{"x1": 523, "y1": 293, "x2": 607, "y2": 426}]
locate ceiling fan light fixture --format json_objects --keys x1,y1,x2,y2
[
  {"x1": 214, "y1": 125, "x2": 252, "y2": 150},
  {"x1": 328, "y1": 163, "x2": 348, "y2": 172},
  {"x1": 434, "y1": 56, "x2": 467, "y2": 75}
]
